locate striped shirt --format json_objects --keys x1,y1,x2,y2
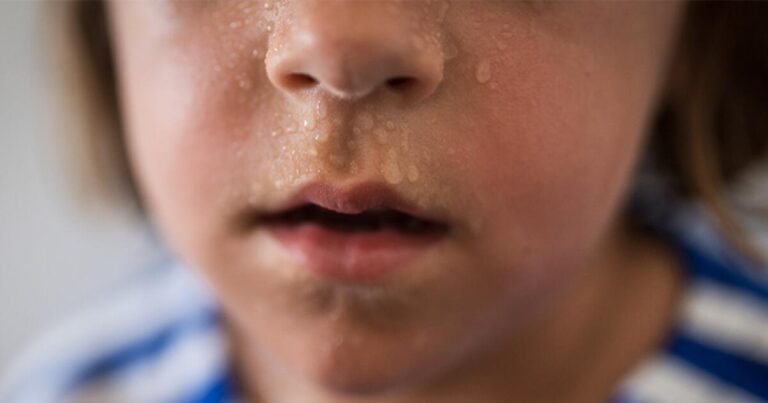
[{"x1": 2, "y1": 202, "x2": 768, "y2": 402}]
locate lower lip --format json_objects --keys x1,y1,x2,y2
[{"x1": 267, "y1": 224, "x2": 446, "y2": 282}]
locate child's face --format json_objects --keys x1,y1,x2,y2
[{"x1": 110, "y1": 0, "x2": 682, "y2": 391}]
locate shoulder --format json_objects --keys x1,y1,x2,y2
[
  {"x1": 669, "y1": 203, "x2": 768, "y2": 340},
  {"x1": 621, "y1": 203, "x2": 768, "y2": 403},
  {"x1": 0, "y1": 260, "x2": 235, "y2": 403},
  {"x1": 670, "y1": 207, "x2": 768, "y2": 400}
]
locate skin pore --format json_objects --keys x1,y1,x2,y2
[{"x1": 107, "y1": 1, "x2": 686, "y2": 402}]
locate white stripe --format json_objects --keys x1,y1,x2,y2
[
  {"x1": 680, "y1": 280, "x2": 768, "y2": 364},
  {"x1": 0, "y1": 262, "x2": 217, "y2": 402},
  {"x1": 619, "y1": 355, "x2": 762, "y2": 403}
]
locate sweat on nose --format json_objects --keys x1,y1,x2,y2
[{"x1": 265, "y1": 3, "x2": 444, "y2": 103}]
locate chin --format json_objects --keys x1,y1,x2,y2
[
  {"x1": 289, "y1": 329, "x2": 444, "y2": 397},
  {"x1": 218, "y1": 234, "x2": 506, "y2": 397},
  {"x1": 254, "y1": 284, "x2": 456, "y2": 397}
]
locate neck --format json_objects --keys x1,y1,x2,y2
[{"x1": 230, "y1": 219, "x2": 685, "y2": 403}]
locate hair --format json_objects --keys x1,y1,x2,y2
[{"x1": 46, "y1": 1, "x2": 768, "y2": 263}]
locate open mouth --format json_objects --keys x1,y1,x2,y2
[
  {"x1": 260, "y1": 203, "x2": 449, "y2": 235},
  {"x1": 253, "y1": 181, "x2": 450, "y2": 281}
]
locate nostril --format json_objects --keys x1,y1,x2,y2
[
  {"x1": 386, "y1": 76, "x2": 417, "y2": 91},
  {"x1": 282, "y1": 73, "x2": 318, "y2": 91}
]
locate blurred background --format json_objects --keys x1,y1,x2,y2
[{"x1": 0, "y1": 1, "x2": 160, "y2": 370}]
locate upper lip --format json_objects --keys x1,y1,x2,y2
[{"x1": 260, "y1": 181, "x2": 446, "y2": 224}]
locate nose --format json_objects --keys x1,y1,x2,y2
[{"x1": 265, "y1": 2, "x2": 444, "y2": 103}]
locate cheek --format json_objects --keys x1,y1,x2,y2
[
  {"x1": 120, "y1": 46, "x2": 244, "y2": 259},
  {"x1": 449, "y1": 28, "x2": 659, "y2": 279}
]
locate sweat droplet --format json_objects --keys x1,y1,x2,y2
[
  {"x1": 303, "y1": 115, "x2": 316, "y2": 130},
  {"x1": 475, "y1": 59, "x2": 492, "y2": 84},
  {"x1": 238, "y1": 77, "x2": 252, "y2": 90},
  {"x1": 383, "y1": 158, "x2": 403, "y2": 184},
  {"x1": 407, "y1": 165, "x2": 419, "y2": 182},
  {"x1": 316, "y1": 102, "x2": 327, "y2": 118},
  {"x1": 443, "y1": 42, "x2": 458, "y2": 61},
  {"x1": 356, "y1": 112, "x2": 374, "y2": 131},
  {"x1": 374, "y1": 128, "x2": 388, "y2": 144},
  {"x1": 251, "y1": 48, "x2": 260, "y2": 58}
]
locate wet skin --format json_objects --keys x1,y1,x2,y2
[{"x1": 108, "y1": 1, "x2": 685, "y2": 402}]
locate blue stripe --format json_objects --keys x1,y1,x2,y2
[
  {"x1": 65, "y1": 308, "x2": 222, "y2": 392},
  {"x1": 605, "y1": 393, "x2": 635, "y2": 403},
  {"x1": 180, "y1": 368, "x2": 238, "y2": 403},
  {"x1": 667, "y1": 331, "x2": 768, "y2": 399},
  {"x1": 630, "y1": 195, "x2": 768, "y2": 303},
  {"x1": 677, "y1": 240, "x2": 768, "y2": 303}
]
